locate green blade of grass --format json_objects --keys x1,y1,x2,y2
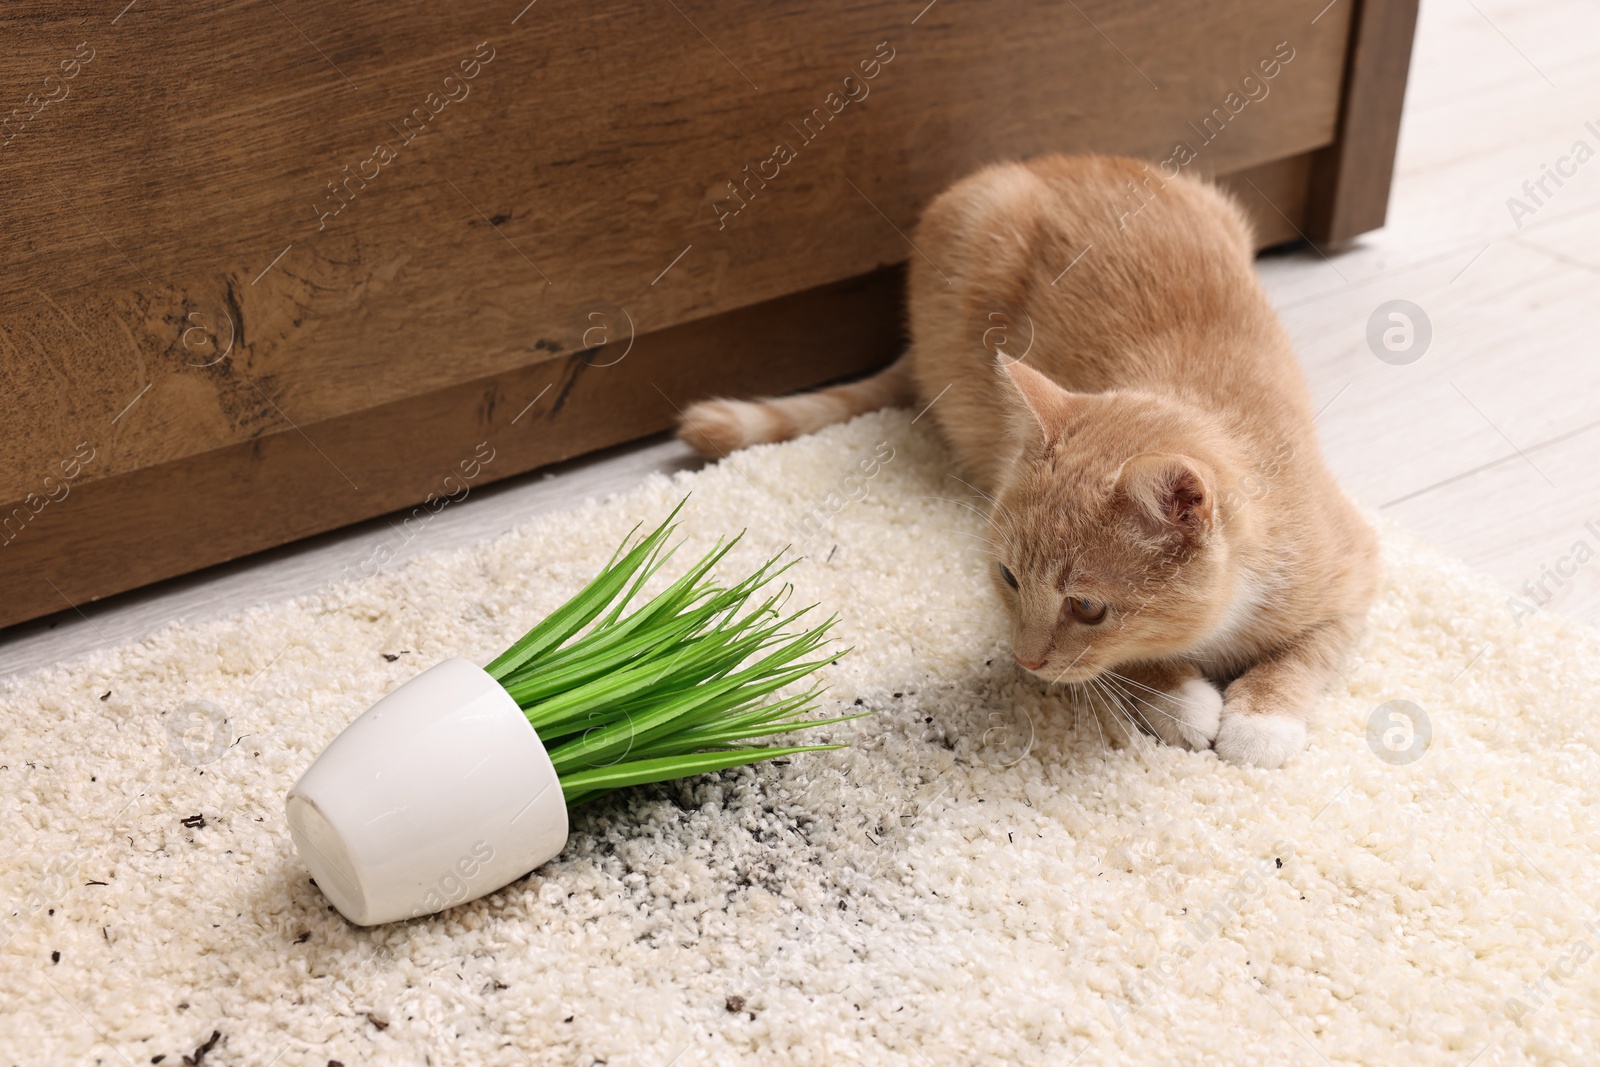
[
  {"x1": 499, "y1": 585, "x2": 728, "y2": 706},
  {"x1": 518, "y1": 614, "x2": 769, "y2": 730},
  {"x1": 534, "y1": 636, "x2": 846, "y2": 762},
  {"x1": 485, "y1": 499, "x2": 686, "y2": 681},
  {"x1": 519, "y1": 550, "x2": 802, "y2": 688},
  {"x1": 537, "y1": 636, "x2": 838, "y2": 766},
  {"x1": 518, "y1": 591, "x2": 821, "y2": 732},
  {"x1": 543, "y1": 648, "x2": 846, "y2": 774}
]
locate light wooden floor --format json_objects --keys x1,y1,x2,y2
[{"x1": 5, "y1": 0, "x2": 1597, "y2": 676}]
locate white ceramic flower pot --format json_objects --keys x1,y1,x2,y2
[{"x1": 286, "y1": 657, "x2": 569, "y2": 926}]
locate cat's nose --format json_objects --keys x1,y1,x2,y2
[{"x1": 1014, "y1": 653, "x2": 1044, "y2": 671}]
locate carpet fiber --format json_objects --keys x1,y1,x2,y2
[{"x1": 4, "y1": 411, "x2": 1600, "y2": 1067}]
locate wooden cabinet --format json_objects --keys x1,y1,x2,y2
[{"x1": 0, "y1": 0, "x2": 1418, "y2": 627}]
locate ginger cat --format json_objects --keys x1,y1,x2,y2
[{"x1": 679, "y1": 154, "x2": 1378, "y2": 768}]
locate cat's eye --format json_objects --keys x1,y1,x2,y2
[
  {"x1": 999, "y1": 563, "x2": 1019, "y2": 590},
  {"x1": 1068, "y1": 597, "x2": 1107, "y2": 624}
]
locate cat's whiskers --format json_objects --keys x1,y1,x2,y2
[
  {"x1": 1103, "y1": 669, "x2": 1207, "y2": 712},
  {"x1": 938, "y1": 527, "x2": 1002, "y2": 549},
  {"x1": 923, "y1": 493, "x2": 996, "y2": 523},
  {"x1": 1081, "y1": 677, "x2": 1117, "y2": 742},
  {"x1": 1101, "y1": 673, "x2": 1187, "y2": 730},
  {"x1": 1107, "y1": 683, "x2": 1183, "y2": 730},
  {"x1": 925, "y1": 495, "x2": 1009, "y2": 544},
  {"x1": 1098, "y1": 676, "x2": 1156, "y2": 739},
  {"x1": 1084, "y1": 676, "x2": 1140, "y2": 747},
  {"x1": 1082, "y1": 680, "x2": 1112, "y2": 757},
  {"x1": 946, "y1": 473, "x2": 1015, "y2": 525}
]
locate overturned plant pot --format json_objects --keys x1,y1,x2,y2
[
  {"x1": 285, "y1": 502, "x2": 857, "y2": 926},
  {"x1": 286, "y1": 658, "x2": 568, "y2": 926}
]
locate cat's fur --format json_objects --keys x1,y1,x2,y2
[{"x1": 679, "y1": 154, "x2": 1378, "y2": 768}]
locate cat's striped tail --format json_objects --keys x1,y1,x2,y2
[{"x1": 677, "y1": 357, "x2": 914, "y2": 456}]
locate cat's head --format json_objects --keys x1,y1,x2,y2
[{"x1": 986, "y1": 359, "x2": 1240, "y2": 683}]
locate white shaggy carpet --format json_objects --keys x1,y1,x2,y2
[{"x1": 5, "y1": 410, "x2": 1600, "y2": 1067}]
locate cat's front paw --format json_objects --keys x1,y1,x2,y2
[
  {"x1": 1213, "y1": 710, "x2": 1306, "y2": 768},
  {"x1": 1147, "y1": 677, "x2": 1222, "y2": 751}
]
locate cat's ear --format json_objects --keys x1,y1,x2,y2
[
  {"x1": 994, "y1": 357, "x2": 1075, "y2": 440},
  {"x1": 1119, "y1": 453, "x2": 1215, "y2": 538}
]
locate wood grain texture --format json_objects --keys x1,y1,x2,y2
[
  {"x1": 0, "y1": 267, "x2": 905, "y2": 626},
  {"x1": 0, "y1": 0, "x2": 1354, "y2": 492}
]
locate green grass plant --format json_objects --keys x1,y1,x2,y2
[{"x1": 485, "y1": 500, "x2": 862, "y2": 808}]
